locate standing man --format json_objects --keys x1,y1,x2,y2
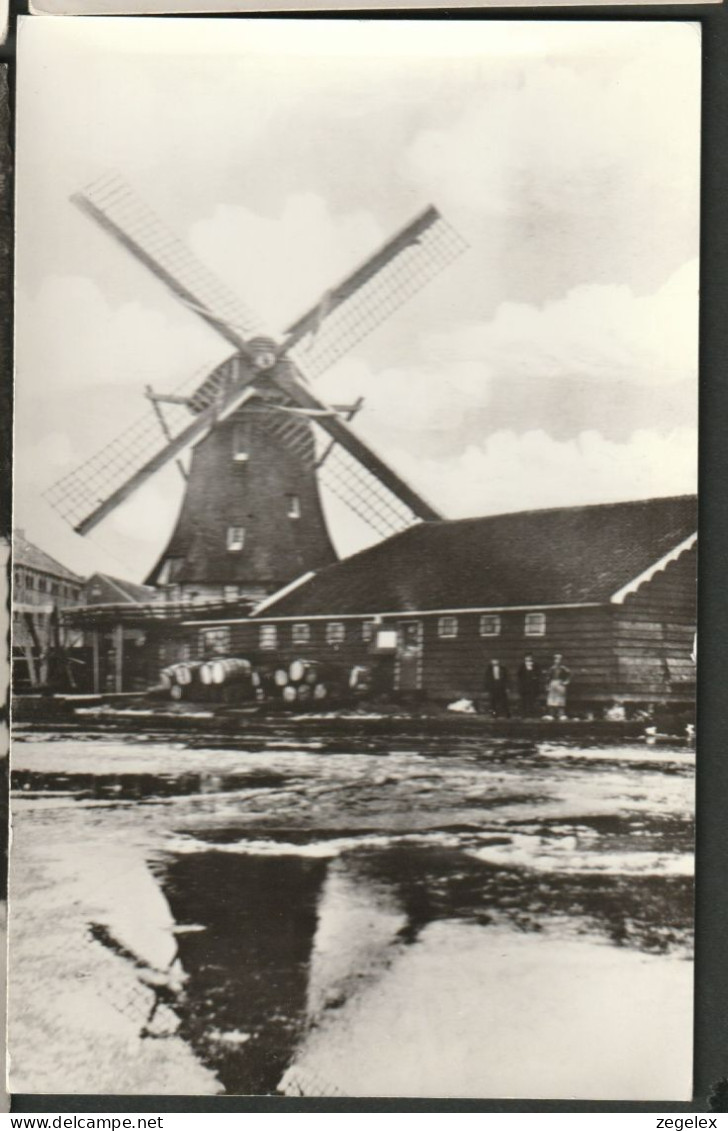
[
  {"x1": 546, "y1": 653, "x2": 572, "y2": 720},
  {"x1": 517, "y1": 653, "x2": 542, "y2": 717},
  {"x1": 485, "y1": 658, "x2": 510, "y2": 718}
]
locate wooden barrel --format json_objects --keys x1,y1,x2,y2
[
  {"x1": 273, "y1": 668, "x2": 289, "y2": 687},
  {"x1": 170, "y1": 684, "x2": 184, "y2": 701},
  {"x1": 175, "y1": 663, "x2": 195, "y2": 686},
  {"x1": 200, "y1": 662, "x2": 215, "y2": 686},
  {"x1": 304, "y1": 665, "x2": 322, "y2": 686},
  {"x1": 282, "y1": 685, "x2": 297, "y2": 703},
  {"x1": 297, "y1": 683, "x2": 312, "y2": 703},
  {"x1": 288, "y1": 659, "x2": 308, "y2": 683},
  {"x1": 313, "y1": 683, "x2": 328, "y2": 701},
  {"x1": 289, "y1": 659, "x2": 324, "y2": 684},
  {"x1": 159, "y1": 667, "x2": 176, "y2": 690},
  {"x1": 210, "y1": 658, "x2": 252, "y2": 685}
]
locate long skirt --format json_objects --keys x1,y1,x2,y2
[{"x1": 546, "y1": 679, "x2": 567, "y2": 709}]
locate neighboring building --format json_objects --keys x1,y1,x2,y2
[
  {"x1": 71, "y1": 572, "x2": 161, "y2": 693},
  {"x1": 11, "y1": 529, "x2": 85, "y2": 690},
  {"x1": 61, "y1": 587, "x2": 255, "y2": 694},
  {"x1": 83, "y1": 572, "x2": 159, "y2": 608},
  {"x1": 182, "y1": 495, "x2": 697, "y2": 709}
]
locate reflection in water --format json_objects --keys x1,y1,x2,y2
[
  {"x1": 155, "y1": 851, "x2": 327, "y2": 1095},
  {"x1": 306, "y1": 858, "x2": 407, "y2": 1023},
  {"x1": 153, "y1": 829, "x2": 692, "y2": 1096},
  {"x1": 11, "y1": 732, "x2": 694, "y2": 1099}
]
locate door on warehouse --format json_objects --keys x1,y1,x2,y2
[{"x1": 395, "y1": 619, "x2": 423, "y2": 692}]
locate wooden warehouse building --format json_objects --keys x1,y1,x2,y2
[{"x1": 184, "y1": 495, "x2": 697, "y2": 710}]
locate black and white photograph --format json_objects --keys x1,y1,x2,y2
[{"x1": 10, "y1": 17, "x2": 699, "y2": 1099}]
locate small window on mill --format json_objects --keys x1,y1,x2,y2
[
  {"x1": 232, "y1": 424, "x2": 249, "y2": 463},
  {"x1": 227, "y1": 526, "x2": 245, "y2": 552},
  {"x1": 480, "y1": 614, "x2": 501, "y2": 637},
  {"x1": 287, "y1": 495, "x2": 301, "y2": 519},
  {"x1": 525, "y1": 612, "x2": 546, "y2": 637}
]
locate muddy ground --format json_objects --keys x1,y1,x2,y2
[{"x1": 8, "y1": 723, "x2": 694, "y2": 1100}]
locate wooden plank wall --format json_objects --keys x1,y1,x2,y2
[
  {"x1": 151, "y1": 544, "x2": 696, "y2": 707},
  {"x1": 611, "y1": 545, "x2": 696, "y2": 702},
  {"x1": 173, "y1": 608, "x2": 618, "y2": 707},
  {"x1": 417, "y1": 607, "x2": 616, "y2": 704}
]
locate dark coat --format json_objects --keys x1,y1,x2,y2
[
  {"x1": 517, "y1": 660, "x2": 542, "y2": 696},
  {"x1": 484, "y1": 663, "x2": 509, "y2": 692}
]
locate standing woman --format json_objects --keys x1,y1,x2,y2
[{"x1": 546, "y1": 653, "x2": 571, "y2": 720}]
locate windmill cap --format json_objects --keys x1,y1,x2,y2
[{"x1": 247, "y1": 336, "x2": 279, "y2": 371}]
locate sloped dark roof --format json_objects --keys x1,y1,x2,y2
[
  {"x1": 83, "y1": 572, "x2": 160, "y2": 605},
  {"x1": 257, "y1": 495, "x2": 697, "y2": 617},
  {"x1": 13, "y1": 530, "x2": 83, "y2": 583}
]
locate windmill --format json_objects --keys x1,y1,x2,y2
[{"x1": 44, "y1": 173, "x2": 467, "y2": 602}]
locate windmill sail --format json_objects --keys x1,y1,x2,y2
[
  {"x1": 255, "y1": 396, "x2": 434, "y2": 537},
  {"x1": 318, "y1": 442, "x2": 425, "y2": 539},
  {"x1": 285, "y1": 206, "x2": 467, "y2": 379},
  {"x1": 42, "y1": 359, "x2": 241, "y2": 531},
  {"x1": 46, "y1": 177, "x2": 463, "y2": 547},
  {"x1": 72, "y1": 173, "x2": 265, "y2": 352}
]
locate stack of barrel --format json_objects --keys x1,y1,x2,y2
[
  {"x1": 157, "y1": 656, "x2": 375, "y2": 708},
  {"x1": 200, "y1": 657, "x2": 261, "y2": 703},
  {"x1": 259, "y1": 659, "x2": 332, "y2": 706},
  {"x1": 159, "y1": 658, "x2": 259, "y2": 703},
  {"x1": 159, "y1": 661, "x2": 204, "y2": 701}
]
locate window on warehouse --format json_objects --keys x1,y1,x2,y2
[
  {"x1": 524, "y1": 612, "x2": 546, "y2": 637},
  {"x1": 259, "y1": 624, "x2": 278, "y2": 650},
  {"x1": 326, "y1": 622, "x2": 345, "y2": 645},
  {"x1": 199, "y1": 627, "x2": 231, "y2": 656}
]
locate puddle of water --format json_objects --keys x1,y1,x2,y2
[
  {"x1": 146, "y1": 831, "x2": 692, "y2": 1096},
  {"x1": 11, "y1": 769, "x2": 294, "y2": 802},
  {"x1": 11, "y1": 732, "x2": 694, "y2": 1098}
]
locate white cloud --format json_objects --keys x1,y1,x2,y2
[
  {"x1": 443, "y1": 259, "x2": 699, "y2": 388},
  {"x1": 392, "y1": 427, "x2": 697, "y2": 520},
  {"x1": 316, "y1": 259, "x2": 697, "y2": 461},
  {"x1": 404, "y1": 44, "x2": 699, "y2": 225},
  {"x1": 189, "y1": 193, "x2": 383, "y2": 333},
  {"x1": 16, "y1": 275, "x2": 221, "y2": 398}
]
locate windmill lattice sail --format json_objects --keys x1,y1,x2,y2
[
  {"x1": 286, "y1": 207, "x2": 467, "y2": 380},
  {"x1": 72, "y1": 173, "x2": 266, "y2": 349},
  {"x1": 45, "y1": 176, "x2": 464, "y2": 558},
  {"x1": 255, "y1": 405, "x2": 423, "y2": 537},
  {"x1": 317, "y1": 441, "x2": 421, "y2": 538},
  {"x1": 42, "y1": 362, "x2": 233, "y2": 530}
]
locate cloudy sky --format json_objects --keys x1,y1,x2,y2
[{"x1": 15, "y1": 18, "x2": 700, "y2": 580}]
